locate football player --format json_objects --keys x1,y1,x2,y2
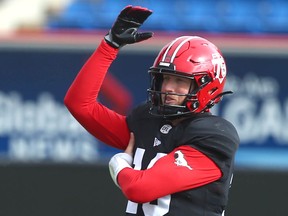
[{"x1": 64, "y1": 5, "x2": 240, "y2": 216}]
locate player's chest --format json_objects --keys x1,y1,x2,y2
[{"x1": 133, "y1": 120, "x2": 183, "y2": 169}]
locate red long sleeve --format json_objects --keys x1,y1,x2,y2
[
  {"x1": 64, "y1": 39, "x2": 130, "y2": 150},
  {"x1": 118, "y1": 145, "x2": 222, "y2": 203}
]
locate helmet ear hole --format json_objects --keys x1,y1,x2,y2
[{"x1": 199, "y1": 75, "x2": 211, "y2": 85}]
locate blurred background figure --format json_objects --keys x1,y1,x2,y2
[{"x1": 0, "y1": 0, "x2": 72, "y2": 34}]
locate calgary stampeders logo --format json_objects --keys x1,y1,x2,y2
[{"x1": 212, "y1": 53, "x2": 227, "y2": 84}]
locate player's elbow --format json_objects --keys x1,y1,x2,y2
[
  {"x1": 64, "y1": 89, "x2": 72, "y2": 107},
  {"x1": 63, "y1": 94, "x2": 72, "y2": 109},
  {"x1": 64, "y1": 91, "x2": 78, "y2": 114},
  {"x1": 63, "y1": 95, "x2": 69, "y2": 107}
]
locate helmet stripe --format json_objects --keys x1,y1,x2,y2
[
  {"x1": 161, "y1": 36, "x2": 188, "y2": 62},
  {"x1": 170, "y1": 36, "x2": 198, "y2": 63}
]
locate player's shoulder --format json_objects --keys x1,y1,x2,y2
[
  {"x1": 126, "y1": 102, "x2": 152, "y2": 123},
  {"x1": 185, "y1": 113, "x2": 238, "y2": 137},
  {"x1": 129, "y1": 102, "x2": 150, "y2": 117},
  {"x1": 182, "y1": 113, "x2": 240, "y2": 151}
]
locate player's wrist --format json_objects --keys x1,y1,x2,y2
[
  {"x1": 104, "y1": 31, "x2": 121, "y2": 49},
  {"x1": 109, "y1": 153, "x2": 133, "y2": 187}
]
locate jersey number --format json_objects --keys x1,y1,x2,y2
[{"x1": 126, "y1": 148, "x2": 171, "y2": 215}]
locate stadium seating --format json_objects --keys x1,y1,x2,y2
[{"x1": 46, "y1": 0, "x2": 288, "y2": 34}]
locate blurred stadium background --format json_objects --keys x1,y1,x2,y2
[{"x1": 0, "y1": 0, "x2": 288, "y2": 215}]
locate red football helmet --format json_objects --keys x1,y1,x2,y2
[{"x1": 147, "y1": 36, "x2": 232, "y2": 118}]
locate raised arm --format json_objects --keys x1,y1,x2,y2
[
  {"x1": 64, "y1": 40, "x2": 130, "y2": 149},
  {"x1": 64, "y1": 5, "x2": 153, "y2": 150}
]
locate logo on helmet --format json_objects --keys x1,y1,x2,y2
[{"x1": 212, "y1": 53, "x2": 226, "y2": 84}]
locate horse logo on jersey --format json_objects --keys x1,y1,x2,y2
[
  {"x1": 160, "y1": 124, "x2": 172, "y2": 134},
  {"x1": 174, "y1": 150, "x2": 192, "y2": 170}
]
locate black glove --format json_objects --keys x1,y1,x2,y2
[{"x1": 104, "y1": 5, "x2": 153, "y2": 48}]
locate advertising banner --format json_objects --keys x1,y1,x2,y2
[{"x1": 0, "y1": 46, "x2": 287, "y2": 169}]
